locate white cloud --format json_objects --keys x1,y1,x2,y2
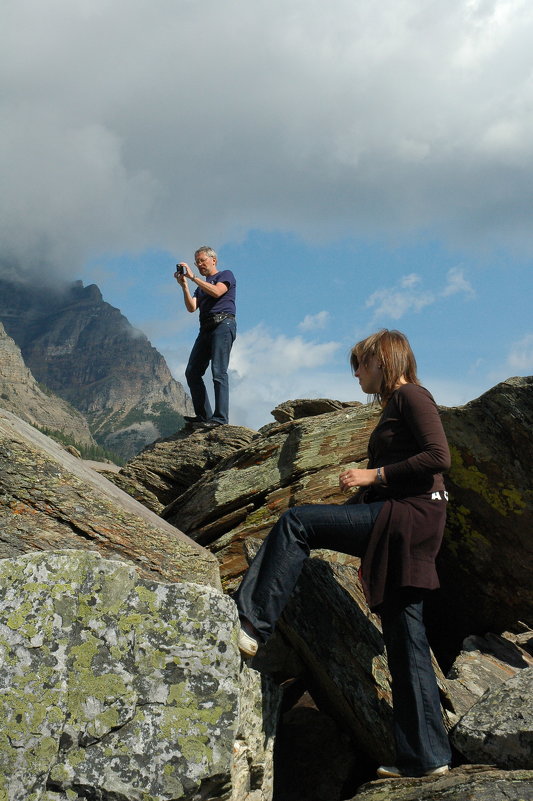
[
  {"x1": 230, "y1": 325, "x2": 340, "y2": 378},
  {"x1": 223, "y1": 324, "x2": 342, "y2": 428},
  {"x1": 366, "y1": 267, "x2": 476, "y2": 320},
  {"x1": 506, "y1": 332, "x2": 533, "y2": 371},
  {"x1": 366, "y1": 275, "x2": 435, "y2": 320},
  {"x1": 3, "y1": 0, "x2": 533, "y2": 278},
  {"x1": 298, "y1": 310, "x2": 330, "y2": 331},
  {"x1": 441, "y1": 266, "x2": 476, "y2": 298}
]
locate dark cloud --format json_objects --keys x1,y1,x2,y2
[{"x1": 2, "y1": 0, "x2": 533, "y2": 281}]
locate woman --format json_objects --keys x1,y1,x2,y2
[{"x1": 234, "y1": 329, "x2": 452, "y2": 779}]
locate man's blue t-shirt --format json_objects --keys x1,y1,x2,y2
[{"x1": 194, "y1": 269, "x2": 236, "y2": 324}]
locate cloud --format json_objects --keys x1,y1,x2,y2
[
  {"x1": 506, "y1": 332, "x2": 533, "y2": 371},
  {"x1": 365, "y1": 276, "x2": 435, "y2": 320},
  {"x1": 366, "y1": 267, "x2": 475, "y2": 320},
  {"x1": 298, "y1": 310, "x2": 330, "y2": 331},
  {"x1": 227, "y1": 324, "x2": 342, "y2": 428},
  {"x1": 3, "y1": 0, "x2": 533, "y2": 279},
  {"x1": 441, "y1": 266, "x2": 476, "y2": 298},
  {"x1": 230, "y1": 325, "x2": 340, "y2": 378}
]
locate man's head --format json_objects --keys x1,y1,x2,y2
[{"x1": 194, "y1": 247, "x2": 218, "y2": 276}]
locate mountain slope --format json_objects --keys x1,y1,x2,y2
[
  {"x1": 0, "y1": 322, "x2": 95, "y2": 446},
  {"x1": 0, "y1": 278, "x2": 193, "y2": 460}
]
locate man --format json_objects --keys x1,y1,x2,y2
[{"x1": 175, "y1": 246, "x2": 236, "y2": 427}]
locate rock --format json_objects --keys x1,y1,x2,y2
[
  {"x1": 157, "y1": 379, "x2": 532, "y2": 659},
  {"x1": 0, "y1": 321, "x2": 95, "y2": 446},
  {"x1": 108, "y1": 422, "x2": 258, "y2": 514},
  {"x1": 451, "y1": 667, "x2": 533, "y2": 769},
  {"x1": 0, "y1": 550, "x2": 279, "y2": 801},
  {"x1": 273, "y1": 691, "x2": 360, "y2": 801},
  {"x1": 163, "y1": 403, "x2": 381, "y2": 592},
  {"x1": 350, "y1": 765, "x2": 533, "y2": 800},
  {"x1": 0, "y1": 408, "x2": 220, "y2": 589},
  {"x1": 270, "y1": 398, "x2": 361, "y2": 423},
  {"x1": 433, "y1": 377, "x2": 533, "y2": 658},
  {"x1": 445, "y1": 629, "x2": 533, "y2": 720}
]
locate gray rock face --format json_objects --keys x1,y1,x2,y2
[
  {"x1": 107, "y1": 423, "x2": 258, "y2": 514},
  {"x1": 0, "y1": 409, "x2": 220, "y2": 589},
  {"x1": 0, "y1": 550, "x2": 279, "y2": 801},
  {"x1": 445, "y1": 630, "x2": 533, "y2": 721},
  {"x1": 436, "y1": 376, "x2": 533, "y2": 653},
  {"x1": 452, "y1": 667, "x2": 533, "y2": 769},
  {"x1": 0, "y1": 322, "x2": 95, "y2": 446},
  {"x1": 0, "y1": 550, "x2": 239, "y2": 800}
]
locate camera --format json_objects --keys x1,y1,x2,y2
[{"x1": 175, "y1": 263, "x2": 185, "y2": 276}]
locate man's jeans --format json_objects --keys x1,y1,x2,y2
[
  {"x1": 234, "y1": 501, "x2": 451, "y2": 775},
  {"x1": 185, "y1": 317, "x2": 236, "y2": 424}
]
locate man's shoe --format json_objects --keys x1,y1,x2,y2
[
  {"x1": 377, "y1": 765, "x2": 449, "y2": 779},
  {"x1": 183, "y1": 415, "x2": 204, "y2": 424},
  {"x1": 238, "y1": 628, "x2": 259, "y2": 657},
  {"x1": 200, "y1": 420, "x2": 224, "y2": 429}
]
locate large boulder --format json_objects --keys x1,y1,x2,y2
[
  {"x1": 445, "y1": 629, "x2": 533, "y2": 721},
  {"x1": 0, "y1": 550, "x2": 279, "y2": 801},
  {"x1": 105, "y1": 423, "x2": 258, "y2": 514},
  {"x1": 159, "y1": 379, "x2": 532, "y2": 655},
  {"x1": 0, "y1": 409, "x2": 220, "y2": 588},
  {"x1": 163, "y1": 403, "x2": 381, "y2": 592},
  {"x1": 451, "y1": 667, "x2": 533, "y2": 769},
  {"x1": 434, "y1": 376, "x2": 533, "y2": 657}
]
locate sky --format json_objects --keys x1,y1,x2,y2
[{"x1": 2, "y1": 0, "x2": 533, "y2": 429}]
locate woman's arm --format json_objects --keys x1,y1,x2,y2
[{"x1": 384, "y1": 384, "x2": 450, "y2": 484}]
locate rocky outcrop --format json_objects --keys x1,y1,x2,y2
[
  {"x1": 434, "y1": 376, "x2": 533, "y2": 658},
  {"x1": 157, "y1": 378, "x2": 532, "y2": 659},
  {"x1": 0, "y1": 278, "x2": 193, "y2": 460},
  {"x1": 0, "y1": 409, "x2": 219, "y2": 588},
  {"x1": 451, "y1": 667, "x2": 533, "y2": 769},
  {"x1": 105, "y1": 422, "x2": 258, "y2": 514},
  {"x1": 163, "y1": 402, "x2": 382, "y2": 593},
  {"x1": 0, "y1": 549, "x2": 279, "y2": 801},
  {"x1": 445, "y1": 629, "x2": 533, "y2": 720},
  {"x1": 0, "y1": 322, "x2": 94, "y2": 446},
  {"x1": 351, "y1": 765, "x2": 533, "y2": 801},
  {"x1": 1, "y1": 376, "x2": 532, "y2": 800}
]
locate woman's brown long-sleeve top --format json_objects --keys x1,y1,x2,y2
[{"x1": 360, "y1": 383, "x2": 451, "y2": 609}]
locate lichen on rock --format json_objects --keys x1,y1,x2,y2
[{"x1": 0, "y1": 550, "x2": 242, "y2": 800}]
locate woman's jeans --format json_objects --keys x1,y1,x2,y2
[
  {"x1": 234, "y1": 502, "x2": 451, "y2": 774},
  {"x1": 185, "y1": 318, "x2": 236, "y2": 424}
]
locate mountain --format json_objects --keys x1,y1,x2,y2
[
  {"x1": 0, "y1": 321, "x2": 95, "y2": 446},
  {"x1": 0, "y1": 278, "x2": 193, "y2": 460}
]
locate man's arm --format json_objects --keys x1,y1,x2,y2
[
  {"x1": 175, "y1": 263, "x2": 229, "y2": 310},
  {"x1": 175, "y1": 265, "x2": 198, "y2": 312}
]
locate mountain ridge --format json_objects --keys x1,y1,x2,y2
[{"x1": 0, "y1": 277, "x2": 193, "y2": 460}]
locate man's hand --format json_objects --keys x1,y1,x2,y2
[
  {"x1": 175, "y1": 262, "x2": 194, "y2": 285},
  {"x1": 339, "y1": 467, "x2": 379, "y2": 492}
]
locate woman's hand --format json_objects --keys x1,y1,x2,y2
[{"x1": 339, "y1": 468, "x2": 378, "y2": 492}]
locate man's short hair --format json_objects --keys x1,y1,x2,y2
[{"x1": 195, "y1": 246, "x2": 217, "y2": 261}]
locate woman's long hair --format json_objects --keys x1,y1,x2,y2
[{"x1": 350, "y1": 329, "x2": 420, "y2": 405}]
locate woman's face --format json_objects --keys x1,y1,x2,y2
[{"x1": 355, "y1": 355, "x2": 382, "y2": 395}]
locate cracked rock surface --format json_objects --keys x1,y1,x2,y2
[{"x1": 0, "y1": 550, "x2": 242, "y2": 801}]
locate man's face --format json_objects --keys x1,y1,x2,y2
[{"x1": 195, "y1": 252, "x2": 217, "y2": 276}]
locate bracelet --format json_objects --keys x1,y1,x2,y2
[{"x1": 377, "y1": 466, "x2": 385, "y2": 484}]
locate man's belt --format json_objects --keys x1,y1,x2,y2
[{"x1": 201, "y1": 312, "x2": 235, "y2": 329}]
